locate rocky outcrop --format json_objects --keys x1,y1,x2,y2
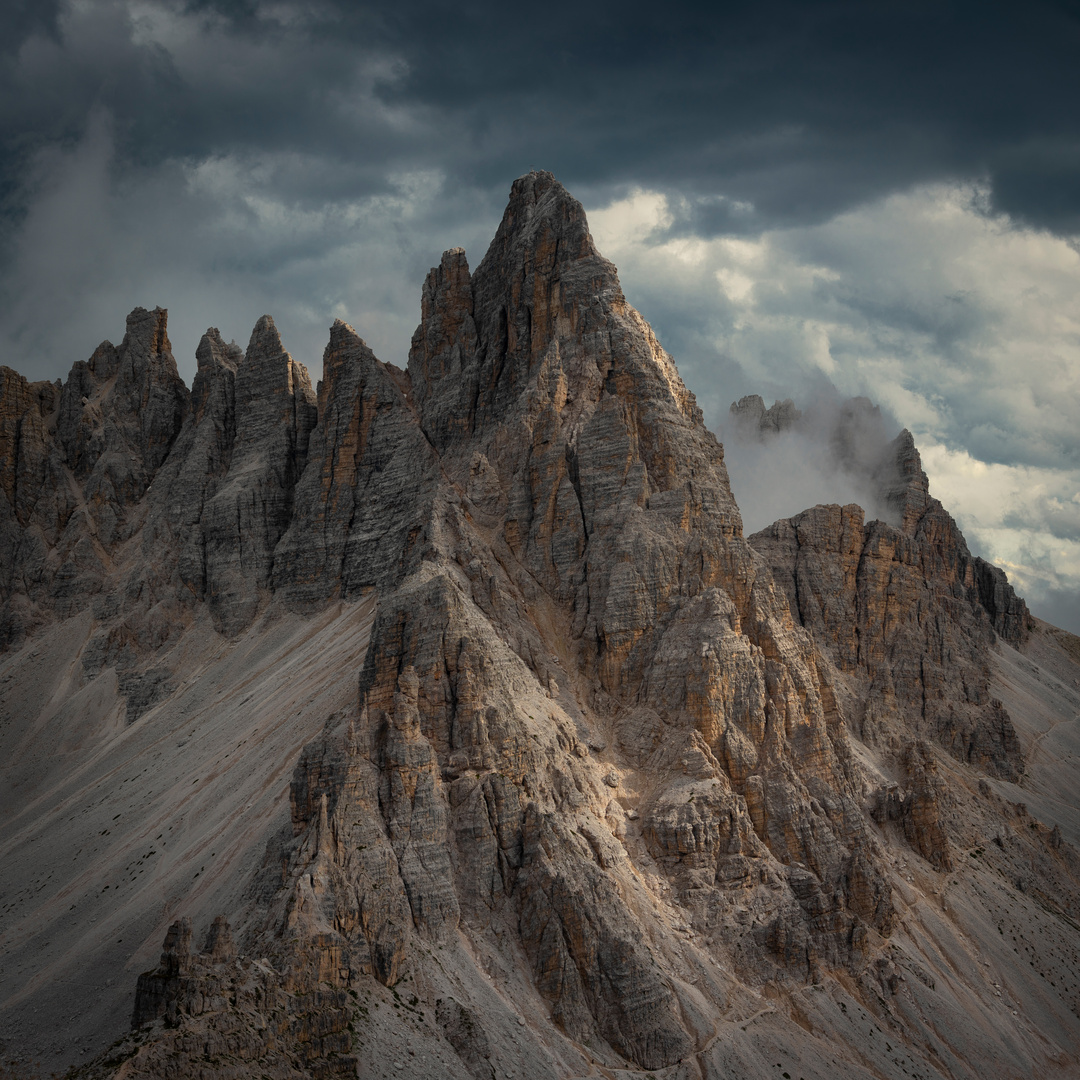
[
  {"x1": 0, "y1": 367, "x2": 66, "y2": 645},
  {"x1": 2, "y1": 172, "x2": 1071, "y2": 1080},
  {"x1": 973, "y1": 555, "x2": 1031, "y2": 644},
  {"x1": 127, "y1": 917, "x2": 355, "y2": 1079},
  {"x1": 874, "y1": 428, "x2": 933, "y2": 534},
  {"x1": 0, "y1": 308, "x2": 188, "y2": 645},
  {"x1": 0, "y1": 366, "x2": 62, "y2": 533},
  {"x1": 56, "y1": 306, "x2": 188, "y2": 545},
  {"x1": 729, "y1": 393, "x2": 802, "y2": 436},
  {"x1": 435, "y1": 998, "x2": 491, "y2": 1079},
  {"x1": 199, "y1": 316, "x2": 317, "y2": 632},
  {"x1": 518, "y1": 806, "x2": 693, "y2": 1068},
  {"x1": 871, "y1": 742, "x2": 953, "y2": 871},
  {"x1": 146, "y1": 327, "x2": 240, "y2": 600},
  {"x1": 132, "y1": 917, "x2": 196, "y2": 1028},
  {"x1": 749, "y1": 433, "x2": 1027, "y2": 780},
  {"x1": 273, "y1": 320, "x2": 440, "y2": 603}
]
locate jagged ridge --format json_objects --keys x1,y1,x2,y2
[{"x1": 1, "y1": 172, "x2": 1078, "y2": 1080}]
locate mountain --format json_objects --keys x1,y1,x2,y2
[{"x1": 2, "y1": 171, "x2": 1080, "y2": 1080}]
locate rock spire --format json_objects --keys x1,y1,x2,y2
[{"x1": 0, "y1": 173, "x2": 1068, "y2": 1080}]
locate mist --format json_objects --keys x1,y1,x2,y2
[{"x1": 719, "y1": 391, "x2": 903, "y2": 535}]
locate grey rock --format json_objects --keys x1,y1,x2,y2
[
  {"x1": 57, "y1": 307, "x2": 188, "y2": 545},
  {"x1": 749, "y1": 433, "x2": 1027, "y2": 779},
  {"x1": 518, "y1": 806, "x2": 693, "y2": 1069},
  {"x1": 435, "y1": 998, "x2": 492, "y2": 1079},
  {"x1": 143, "y1": 327, "x2": 240, "y2": 599},
  {"x1": 729, "y1": 393, "x2": 802, "y2": 436},
  {"x1": 201, "y1": 315, "x2": 316, "y2": 632},
  {"x1": 3, "y1": 171, "x2": 1074, "y2": 1080},
  {"x1": 274, "y1": 320, "x2": 440, "y2": 602},
  {"x1": 117, "y1": 667, "x2": 175, "y2": 723},
  {"x1": 973, "y1": 555, "x2": 1031, "y2": 646}
]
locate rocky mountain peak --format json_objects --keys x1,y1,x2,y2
[
  {"x1": 477, "y1": 169, "x2": 601, "y2": 280},
  {"x1": 113, "y1": 306, "x2": 188, "y2": 473},
  {"x1": 246, "y1": 311, "x2": 281, "y2": 349},
  {"x1": 194, "y1": 326, "x2": 239, "y2": 373},
  {"x1": 0, "y1": 172, "x2": 1070, "y2": 1080},
  {"x1": 119, "y1": 305, "x2": 171, "y2": 369},
  {"x1": 322, "y1": 317, "x2": 378, "y2": 398},
  {"x1": 729, "y1": 393, "x2": 803, "y2": 436},
  {"x1": 407, "y1": 247, "x2": 475, "y2": 437},
  {"x1": 876, "y1": 427, "x2": 932, "y2": 535},
  {"x1": 233, "y1": 313, "x2": 316, "y2": 465},
  {"x1": 242, "y1": 313, "x2": 316, "y2": 407},
  {"x1": 190, "y1": 328, "x2": 239, "y2": 424},
  {"x1": 408, "y1": 171, "x2": 637, "y2": 451}
]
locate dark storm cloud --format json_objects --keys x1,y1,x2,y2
[
  {"x1": 0, "y1": 1, "x2": 64, "y2": 53},
  {"x1": 3, "y1": 1, "x2": 1080, "y2": 239},
  {"x1": 228, "y1": 0, "x2": 1080, "y2": 232},
  {"x1": 0, "y1": 3, "x2": 402, "y2": 187}
]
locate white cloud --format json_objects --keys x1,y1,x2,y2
[
  {"x1": 589, "y1": 183, "x2": 1080, "y2": 632},
  {"x1": 921, "y1": 441, "x2": 1080, "y2": 618}
]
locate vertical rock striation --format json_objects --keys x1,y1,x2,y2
[
  {"x1": 273, "y1": 320, "x2": 440, "y2": 602},
  {"x1": 145, "y1": 327, "x2": 241, "y2": 599},
  {"x1": 0, "y1": 172, "x2": 1065, "y2": 1080},
  {"x1": 200, "y1": 316, "x2": 317, "y2": 631},
  {"x1": 0, "y1": 307, "x2": 188, "y2": 643}
]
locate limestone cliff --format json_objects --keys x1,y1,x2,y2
[{"x1": 2, "y1": 173, "x2": 1078, "y2": 1080}]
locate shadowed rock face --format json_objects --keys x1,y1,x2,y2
[
  {"x1": 147, "y1": 327, "x2": 241, "y2": 601},
  {"x1": 273, "y1": 319, "x2": 441, "y2": 603},
  {"x1": 0, "y1": 307, "x2": 188, "y2": 643},
  {"x1": 2, "y1": 173, "x2": 1078, "y2": 1080},
  {"x1": 198, "y1": 315, "x2": 318, "y2": 632}
]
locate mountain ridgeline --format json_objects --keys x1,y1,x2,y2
[{"x1": 2, "y1": 172, "x2": 1079, "y2": 1080}]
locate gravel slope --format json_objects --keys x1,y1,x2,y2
[{"x1": 0, "y1": 596, "x2": 374, "y2": 1072}]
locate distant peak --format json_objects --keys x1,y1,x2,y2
[
  {"x1": 246, "y1": 315, "x2": 285, "y2": 362},
  {"x1": 729, "y1": 395, "x2": 802, "y2": 438},
  {"x1": 122, "y1": 306, "x2": 171, "y2": 360},
  {"x1": 328, "y1": 318, "x2": 368, "y2": 350},
  {"x1": 479, "y1": 170, "x2": 599, "y2": 277},
  {"x1": 875, "y1": 427, "x2": 932, "y2": 534}
]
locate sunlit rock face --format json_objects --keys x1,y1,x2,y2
[{"x1": 2, "y1": 173, "x2": 1079, "y2": 1080}]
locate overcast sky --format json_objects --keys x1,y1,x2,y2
[{"x1": 1, "y1": 0, "x2": 1078, "y2": 632}]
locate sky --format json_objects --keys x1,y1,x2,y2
[{"x1": 1, "y1": 0, "x2": 1078, "y2": 632}]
